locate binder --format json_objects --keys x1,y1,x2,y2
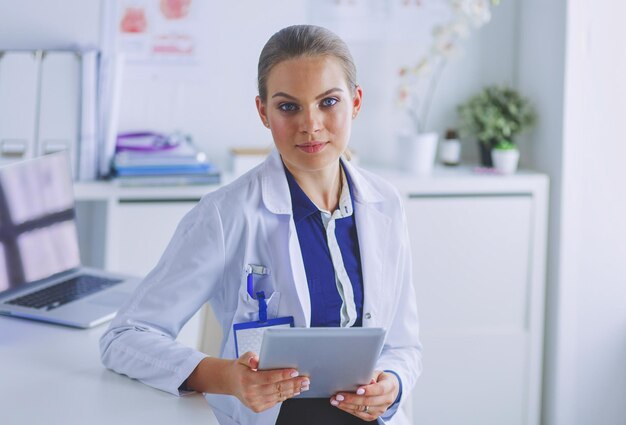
[
  {"x1": 35, "y1": 51, "x2": 81, "y2": 178},
  {"x1": 0, "y1": 51, "x2": 40, "y2": 164},
  {"x1": 98, "y1": 53, "x2": 124, "y2": 178},
  {"x1": 78, "y1": 50, "x2": 99, "y2": 181}
]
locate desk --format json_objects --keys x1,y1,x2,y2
[{"x1": 0, "y1": 316, "x2": 218, "y2": 425}]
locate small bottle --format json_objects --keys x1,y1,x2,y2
[{"x1": 439, "y1": 129, "x2": 461, "y2": 166}]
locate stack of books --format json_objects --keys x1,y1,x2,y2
[{"x1": 112, "y1": 132, "x2": 220, "y2": 187}]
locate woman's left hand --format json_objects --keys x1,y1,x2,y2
[{"x1": 330, "y1": 370, "x2": 399, "y2": 421}]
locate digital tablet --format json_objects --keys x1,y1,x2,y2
[{"x1": 258, "y1": 327, "x2": 386, "y2": 398}]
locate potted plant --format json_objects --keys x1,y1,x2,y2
[
  {"x1": 491, "y1": 140, "x2": 519, "y2": 174},
  {"x1": 396, "y1": 0, "x2": 500, "y2": 175},
  {"x1": 457, "y1": 85, "x2": 536, "y2": 167}
]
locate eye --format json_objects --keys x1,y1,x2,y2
[
  {"x1": 278, "y1": 102, "x2": 299, "y2": 112},
  {"x1": 321, "y1": 97, "x2": 338, "y2": 107}
]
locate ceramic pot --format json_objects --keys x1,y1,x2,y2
[
  {"x1": 398, "y1": 132, "x2": 439, "y2": 176},
  {"x1": 491, "y1": 148, "x2": 520, "y2": 174}
]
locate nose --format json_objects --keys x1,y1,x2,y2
[{"x1": 299, "y1": 108, "x2": 323, "y2": 135}]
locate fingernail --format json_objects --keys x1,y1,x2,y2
[
  {"x1": 336, "y1": 394, "x2": 345, "y2": 401},
  {"x1": 302, "y1": 380, "x2": 310, "y2": 386},
  {"x1": 294, "y1": 392, "x2": 301, "y2": 396},
  {"x1": 290, "y1": 371, "x2": 299, "y2": 378},
  {"x1": 331, "y1": 400, "x2": 339, "y2": 406},
  {"x1": 356, "y1": 388, "x2": 365, "y2": 395},
  {"x1": 301, "y1": 385, "x2": 310, "y2": 392}
]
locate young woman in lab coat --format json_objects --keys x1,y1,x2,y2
[{"x1": 100, "y1": 25, "x2": 421, "y2": 425}]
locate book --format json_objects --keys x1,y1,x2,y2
[{"x1": 116, "y1": 173, "x2": 221, "y2": 187}]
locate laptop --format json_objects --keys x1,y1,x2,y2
[{"x1": 0, "y1": 152, "x2": 141, "y2": 328}]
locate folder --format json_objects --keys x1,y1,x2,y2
[
  {"x1": 98, "y1": 53, "x2": 125, "y2": 178},
  {"x1": 78, "y1": 50, "x2": 99, "y2": 181},
  {"x1": 0, "y1": 51, "x2": 40, "y2": 164},
  {"x1": 35, "y1": 51, "x2": 81, "y2": 178}
]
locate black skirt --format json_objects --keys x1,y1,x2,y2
[{"x1": 275, "y1": 398, "x2": 370, "y2": 424}]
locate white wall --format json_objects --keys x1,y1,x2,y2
[
  {"x1": 516, "y1": 1, "x2": 568, "y2": 424},
  {"x1": 560, "y1": 0, "x2": 626, "y2": 422},
  {"x1": 0, "y1": 0, "x2": 100, "y2": 49},
  {"x1": 0, "y1": 0, "x2": 519, "y2": 170},
  {"x1": 519, "y1": 0, "x2": 626, "y2": 424}
]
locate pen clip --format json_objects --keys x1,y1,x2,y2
[
  {"x1": 245, "y1": 264, "x2": 270, "y2": 276},
  {"x1": 245, "y1": 264, "x2": 270, "y2": 298}
]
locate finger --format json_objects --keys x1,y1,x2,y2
[
  {"x1": 237, "y1": 351, "x2": 259, "y2": 369},
  {"x1": 371, "y1": 369, "x2": 383, "y2": 382},
  {"x1": 335, "y1": 397, "x2": 390, "y2": 413},
  {"x1": 254, "y1": 368, "x2": 302, "y2": 385},
  {"x1": 332, "y1": 401, "x2": 382, "y2": 421},
  {"x1": 338, "y1": 379, "x2": 392, "y2": 403},
  {"x1": 255, "y1": 376, "x2": 311, "y2": 396},
  {"x1": 332, "y1": 388, "x2": 393, "y2": 412}
]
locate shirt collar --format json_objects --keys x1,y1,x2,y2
[
  {"x1": 284, "y1": 160, "x2": 355, "y2": 223},
  {"x1": 260, "y1": 149, "x2": 384, "y2": 217}
]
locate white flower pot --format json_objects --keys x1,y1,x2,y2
[
  {"x1": 491, "y1": 148, "x2": 520, "y2": 175},
  {"x1": 397, "y1": 132, "x2": 439, "y2": 176}
]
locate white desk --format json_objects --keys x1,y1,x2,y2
[{"x1": 0, "y1": 316, "x2": 218, "y2": 425}]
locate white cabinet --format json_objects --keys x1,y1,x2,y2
[
  {"x1": 385, "y1": 167, "x2": 548, "y2": 425},
  {"x1": 407, "y1": 196, "x2": 531, "y2": 425}
]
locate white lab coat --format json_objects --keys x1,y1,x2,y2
[{"x1": 100, "y1": 150, "x2": 422, "y2": 425}]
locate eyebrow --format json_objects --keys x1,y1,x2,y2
[{"x1": 271, "y1": 87, "x2": 344, "y2": 101}]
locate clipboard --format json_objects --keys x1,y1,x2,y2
[{"x1": 258, "y1": 327, "x2": 386, "y2": 398}]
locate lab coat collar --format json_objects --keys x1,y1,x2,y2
[{"x1": 261, "y1": 149, "x2": 385, "y2": 216}]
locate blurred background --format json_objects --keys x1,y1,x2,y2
[{"x1": 0, "y1": 1, "x2": 624, "y2": 425}]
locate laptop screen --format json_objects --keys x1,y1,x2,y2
[{"x1": 0, "y1": 153, "x2": 80, "y2": 292}]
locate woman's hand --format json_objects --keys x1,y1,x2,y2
[
  {"x1": 330, "y1": 370, "x2": 399, "y2": 421},
  {"x1": 227, "y1": 351, "x2": 310, "y2": 413}
]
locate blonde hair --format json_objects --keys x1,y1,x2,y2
[{"x1": 257, "y1": 25, "x2": 357, "y2": 103}]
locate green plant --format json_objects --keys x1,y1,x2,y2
[
  {"x1": 457, "y1": 85, "x2": 536, "y2": 146},
  {"x1": 493, "y1": 140, "x2": 516, "y2": 150}
]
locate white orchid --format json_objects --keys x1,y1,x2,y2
[
  {"x1": 453, "y1": 0, "x2": 493, "y2": 27},
  {"x1": 397, "y1": 0, "x2": 500, "y2": 133}
]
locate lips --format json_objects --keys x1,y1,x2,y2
[{"x1": 297, "y1": 141, "x2": 327, "y2": 154}]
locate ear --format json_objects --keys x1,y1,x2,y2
[
  {"x1": 351, "y1": 85, "x2": 363, "y2": 119},
  {"x1": 255, "y1": 96, "x2": 270, "y2": 128}
]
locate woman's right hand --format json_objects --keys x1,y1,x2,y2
[{"x1": 227, "y1": 351, "x2": 310, "y2": 413}]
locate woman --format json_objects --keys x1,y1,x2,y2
[{"x1": 100, "y1": 25, "x2": 422, "y2": 425}]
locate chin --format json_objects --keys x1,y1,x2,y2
[{"x1": 286, "y1": 154, "x2": 340, "y2": 173}]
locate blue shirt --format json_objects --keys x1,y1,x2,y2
[
  {"x1": 284, "y1": 163, "x2": 364, "y2": 328},
  {"x1": 283, "y1": 161, "x2": 403, "y2": 411}
]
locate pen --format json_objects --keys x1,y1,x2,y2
[{"x1": 245, "y1": 264, "x2": 270, "y2": 298}]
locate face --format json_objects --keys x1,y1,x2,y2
[{"x1": 256, "y1": 55, "x2": 362, "y2": 175}]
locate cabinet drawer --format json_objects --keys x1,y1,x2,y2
[{"x1": 406, "y1": 195, "x2": 532, "y2": 425}]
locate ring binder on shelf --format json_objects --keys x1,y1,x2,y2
[
  {"x1": 0, "y1": 51, "x2": 40, "y2": 164},
  {"x1": 0, "y1": 48, "x2": 100, "y2": 180}
]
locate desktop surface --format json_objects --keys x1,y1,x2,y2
[{"x1": 0, "y1": 316, "x2": 217, "y2": 425}]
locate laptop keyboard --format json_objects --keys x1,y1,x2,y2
[{"x1": 5, "y1": 275, "x2": 123, "y2": 311}]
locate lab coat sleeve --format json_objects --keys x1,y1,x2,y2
[
  {"x1": 99, "y1": 198, "x2": 225, "y2": 396},
  {"x1": 376, "y1": 198, "x2": 423, "y2": 420}
]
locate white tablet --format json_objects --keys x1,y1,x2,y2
[{"x1": 258, "y1": 327, "x2": 386, "y2": 398}]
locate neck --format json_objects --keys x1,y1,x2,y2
[{"x1": 285, "y1": 161, "x2": 342, "y2": 212}]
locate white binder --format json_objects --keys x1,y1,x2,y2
[
  {"x1": 78, "y1": 50, "x2": 99, "y2": 181},
  {"x1": 0, "y1": 51, "x2": 40, "y2": 164},
  {"x1": 35, "y1": 51, "x2": 81, "y2": 178}
]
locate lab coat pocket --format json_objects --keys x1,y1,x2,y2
[{"x1": 234, "y1": 290, "x2": 281, "y2": 323}]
